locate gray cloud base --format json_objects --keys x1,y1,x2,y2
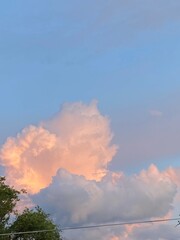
[{"x1": 33, "y1": 166, "x2": 176, "y2": 227}]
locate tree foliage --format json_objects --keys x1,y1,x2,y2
[
  {"x1": 10, "y1": 207, "x2": 61, "y2": 240},
  {"x1": 0, "y1": 177, "x2": 61, "y2": 240},
  {"x1": 0, "y1": 177, "x2": 20, "y2": 231}
]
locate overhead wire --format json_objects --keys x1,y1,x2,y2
[
  {"x1": 61, "y1": 217, "x2": 180, "y2": 230},
  {"x1": 0, "y1": 229, "x2": 55, "y2": 237},
  {"x1": 0, "y1": 217, "x2": 180, "y2": 237}
]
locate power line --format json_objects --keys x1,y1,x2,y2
[
  {"x1": 1, "y1": 217, "x2": 179, "y2": 236},
  {"x1": 61, "y1": 217, "x2": 180, "y2": 231},
  {"x1": 0, "y1": 229, "x2": 55, "y2": 237}
]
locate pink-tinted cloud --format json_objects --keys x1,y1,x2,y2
[
  {"x1": 0, "y1": 126, "x2": 57, "y2": 193},
  {"x1": 166, "y1": 167, "x2": 180, "y2": 186},
  {"x1": 0, "y1": 101, "x2": 117, "y2": 193}
]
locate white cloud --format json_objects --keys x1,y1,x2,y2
[{"x1": 33, "y1": 165, "x2": 177, "y2": 227}]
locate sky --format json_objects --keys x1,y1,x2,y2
[{"x1": 0, "y1": 1, "x2": 180, "y2": 239}]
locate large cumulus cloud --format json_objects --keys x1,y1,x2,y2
[
  {"x1": 0, "y1": 101, "x2": 179, "y2": 240},
  {"x1": 0, "y1": 101, "x2": 117, "y2": 193}
]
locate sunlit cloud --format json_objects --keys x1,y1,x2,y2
[{"x1": 0, "y1": 101, "x2": 117, "y2": 193}]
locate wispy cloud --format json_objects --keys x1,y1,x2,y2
[{"x1": 149, "y1": 109, "x2": 163, "y2": 117}]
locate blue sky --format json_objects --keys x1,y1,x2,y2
[
  {"x1": 1, "y1": 2, "x2": 180, "y2": 239},
  {"x1": 1, "y1": 0, "x2": 180, "y2": 171}
]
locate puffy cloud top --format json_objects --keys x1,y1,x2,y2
[{"x1": 0, "y1": 101, "x2": 117, "y2": 193}]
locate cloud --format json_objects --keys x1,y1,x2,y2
[
  {"x1": 0, "y1": 126, "x2": 57, "y2": 193},
  {"x1": 62, "y1": 221, "x2": 180, "y2": 240},
  {"x1": 0, "y1": 100, "x2": 179, "y2": 239},
  {"x1": 0, "y1": 101, "x2": 117, "y2": 193},
  {"x1": 166, "y1": 167, "x2": 180, "y2": 186},
  {"x1": 72, "y1": 0, "x2": 180, "y2": 52},
  {"x1": 33, "y1": 165, "x2": 177, "y2": 227},
  {"x1": 130, "y1": 223, "x2": 180, "y2": 240},
  {"x1": 149, "y1": 110, "x2": 163, "y2": 117}
]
